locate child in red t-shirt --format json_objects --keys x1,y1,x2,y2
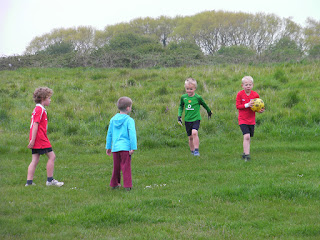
[
  {"x1": 25, "y1": 87, "x2": 64, "y2": 187},
  {"x1": 236, "y1": 76, "x2": 264, "y2": 161}
]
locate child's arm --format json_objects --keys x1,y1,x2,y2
[
  {"x1": 128, "y1": 119, "x2": 137, "y2": 152},
  {"x1": 28, "y1": 122, "x2": 39, "y2": 149},
  {"x1": 106, "y1": 121, "x2": 113, "y2": 151},
  {"x1": 178, "y1": 96, "x2": 184, "y2": 125},
  {"x1": 178, "y1": 96, "x2": 184, "y2": 118},
  {"x1": 236, "y1": 93, "x2": 253, "y2": 109},
  {"x1": 106, "y1": 149, "x2": 112, "y2": 156},
  {"x1": 198, "y1": 96, "x2": 212, "y2": 117}
]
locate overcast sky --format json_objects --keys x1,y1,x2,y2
[{"x1": 1, "y1": 0, "x2": 319, "y2": 56}]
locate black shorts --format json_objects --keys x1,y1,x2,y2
[
  {"x1": 32, "y1": 147, "x2": 53, "y2": 155},
  {"x1": 239, "y1": 124, "x2": 255, "y2": 137},
  {"x1": 185, "y1": 120, "x2": 200, "y2": 136}
]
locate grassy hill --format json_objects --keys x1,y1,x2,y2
[{"x1": 1, "y1": 63, "x2": 320, "y2": 239}]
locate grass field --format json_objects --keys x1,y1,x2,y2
[{"x1": 1, "y1": 63, "x2": 320, "y2": 239}]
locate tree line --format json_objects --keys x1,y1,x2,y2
[{"x1": 1, "y1": 10, "x2": 320, "y2": 70}]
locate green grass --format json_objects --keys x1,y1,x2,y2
[{"x1": 1, "y1": 63, "x2": 320, "y2": 239}]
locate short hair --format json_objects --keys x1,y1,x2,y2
[
  {"x1": 33, "y1": 87, "x2": 53, "y2": 104},
  {"x1": 242, "y1": 76, "x2": 254, "y2": 84},
  {"x1": 185, "y1": 78, "x2": 197, "y2": 88},
  {"x1": 117, "y1": 97, "x2": 132, "y2": 111}
]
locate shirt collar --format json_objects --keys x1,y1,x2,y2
[{"x1": 36, "y1": 103, "x2": 46, "y2": 111}]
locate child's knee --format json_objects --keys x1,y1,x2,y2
[
  {"x1": 48, "y1": 152, "x2": 56, "y2": 161},
  {"x1": 191, "y1": 130, "x2": 198, "y2": 137},
  {"x1": 243, "y1": 134, "x2": 250, "y2": 141},
  {"x1": 29, "y1": 161, "x2": 38, "y2": 168}
]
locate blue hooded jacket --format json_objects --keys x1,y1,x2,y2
[{"x1": 106, "y1": 113, "x2": 137, "y2": 152}]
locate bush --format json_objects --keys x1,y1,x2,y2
[
  {"x1": 308, "y1": 45, "x2": 320, "y2": 59},
  {"x1": 135, "y1": 43, "x2": 164, "y2": 54},
  {"x1": 158, "y1": 42, "x2": 205, "y2": 68},
  {"x1": 167, "y1": 41, "x2": 204, "y2": 60},
  {"x1": 263, "y1": 37, "x2": 303, "y2": 62},
  {"x1": 109, "y1": 33, "x2": 157, "y2": 50},
  {"x1": 43, "y1": 41, "x2": 75, "y2": 55},
  {"x1": 216, "y1": 45, "x2": 256, "y2": 64}
]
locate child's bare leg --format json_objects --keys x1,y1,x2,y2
[
  {"x1": 192, "y1": 129, "x2": 199, "y2": 149},
  {"x1": 243, "y1": 134, "x2": 250, "y2": 155},
  {"x1": 27, "y1": 154, "x2": 40, "y2": 180},
  {"x1": 46, "y1": 151, "x2": 56, "y2": 178},
  {"x1": 188, "y1": 135, "x2": 194, "y2": 151}
]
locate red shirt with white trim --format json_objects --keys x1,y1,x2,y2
[
  {"x1": 236, "y1": 90, "x2": 260, "y2": 125},
  {"x1": 29, "y1": 104, "x2": 51, "y2": 149}
]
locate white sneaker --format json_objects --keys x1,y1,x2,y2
[
  {"x1": 25, "y1": 183, "x2": 36, "y2": 186},
  {"x1": 46, "y1": 179, "x2": 64, "y2": 187},
  {"x1": 193, "y1": 150, "x2": 200, "y2": 156}
]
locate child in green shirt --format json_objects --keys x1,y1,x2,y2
[{"x1": 178, "y1": 78, "x2": 212, "y2": 156}]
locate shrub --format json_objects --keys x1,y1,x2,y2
[
  {"x1": 216, "y1": 45, "x2": 256, "y2": 64},
  {"x1": 44, "y1": 41, "x2": 75, "y2": 55},
  {"x1": 109, "y1": 33, "x2": 157, "y2": 50},
  {"x1": 308, "y1": 45, "x2": 320, "y2": 59},
  {"x1": 263, "y1": 37, "x2": 303, "y2": 62},
  {"x1": 135, "y1": 43, "x2": 164, "y2": 54},
  {"x1": 167, "y1": 41, "x2": 204, "y2": 60}
]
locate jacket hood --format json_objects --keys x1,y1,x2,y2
[{"x1": 112, "y1": 113, "x2": 129, "y2": 129}]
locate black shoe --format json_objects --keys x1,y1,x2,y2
[
  {"x1": 242, "y1": 153, "x2": 246, "y2": 159},
  {"x1": 244, "y1": 154, "x2": 251, "y2": 162}
]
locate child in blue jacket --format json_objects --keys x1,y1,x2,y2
[{"x1": 106, "y1": 97, "x2": 137, "y2": 191}]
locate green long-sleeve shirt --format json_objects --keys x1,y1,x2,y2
[{"x1": 178, "y1": 93, "x2": 211, "y2": 122}]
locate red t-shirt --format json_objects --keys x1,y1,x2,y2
[
  {"x1": 236, "y1": 90, "x2": 260, "y2": 125},
  {"x1": 29, "y1": 104, "x2": 51, "y2": 149}
]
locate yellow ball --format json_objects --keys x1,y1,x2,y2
[{"x1": 250, "y1": 98, "x2": 264, "y2": 112}]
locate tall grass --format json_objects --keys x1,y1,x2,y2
[{"x1": 1, "y1": 63, "x2": 320, "y2": 239}]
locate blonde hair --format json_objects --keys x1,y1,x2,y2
[
  {"x1": 185, "y1": 78, "x2": 197, "y2": 88},
  {"x1": 33, "y1": 87, "x2": 53, "y2": 104},
  {"x1": 117, "y1": 97, "x2": 132, "y2": 111},
  {"x1": 242, "y1": 76, "x2": 254, "y2": 84}
]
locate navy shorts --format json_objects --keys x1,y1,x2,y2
[
  {"x1": 185, "y1": 120, "x2": 200, "y2": 136},
  {"x1": 239, "y1": 124, "x2": 255, "y2": 137},
  {"x1": 32, "y1": 147, "x2": 53, "y2": 155}
]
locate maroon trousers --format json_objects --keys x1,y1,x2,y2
[{"x1": 110, "y1": 151, "x2": 132, "y2": 188}]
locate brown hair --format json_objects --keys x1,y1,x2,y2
[
  {"x1": 33, "y1": 87, "x2": 53, "y2": 104},
  {"x1": 117, "y1": 97, "x2": 132, "y2": 111}
]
